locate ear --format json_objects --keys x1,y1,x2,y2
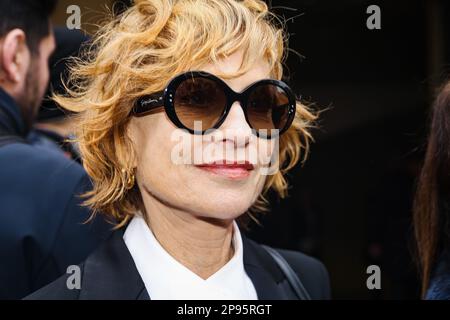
[{"x1": 0, "y1": 29, "x2": 30, "y2": 83}]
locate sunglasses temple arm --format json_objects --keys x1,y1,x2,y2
[{"x1": 132, "y1": 90, "x2": 165, "y2": 116}]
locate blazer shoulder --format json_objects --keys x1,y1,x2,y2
[
  {"x1": 243, "y1": 236, "x2": 331, "y2": 299},
  {"x1": 24, "y1": 265, "x2": 83, "y2": 300},
  {"x1": 0, "y1": 142, "x2": 85, "y2": 179},
  {"x1": 276, "y1": 248, "x2": 331, "y2": 299}
]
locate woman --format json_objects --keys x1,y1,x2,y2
[
  {"x1": 27, "y1": 0, "x2": 330, "y2": 300},
  {"x1": 414, "y1": 80, "x2": 450, "y2": 299}
]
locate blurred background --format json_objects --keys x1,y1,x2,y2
[{"x1": 50, "y1": 0, "x2": 450, "y2": 299}]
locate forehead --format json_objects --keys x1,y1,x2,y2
[{"x1": 197, "y1": 50, "x2": 271, "y2": 92}]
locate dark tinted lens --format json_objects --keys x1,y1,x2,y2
[
  {"x1": 173, "y1": 77, "x2": 227, "y2": 130},
  {"x1": 247, "y1": 83, "x2": 291, "y2": 133}
]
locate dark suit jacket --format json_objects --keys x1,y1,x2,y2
[
  {"x1": 0, "y1": 88, "x2": 111, "y2": 299},
  {"x1": 26, "y1": 228, "x2": 331, "y2": 300}
]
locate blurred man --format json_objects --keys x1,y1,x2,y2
[
  {"x1": 0, "y1": 0, "x2": 110, "y2": 299},
  {"x1": 28, "y1": 27, "x2": 90, "y2": 162}
]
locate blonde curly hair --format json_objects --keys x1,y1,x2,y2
[{"x1": 56, "y1": 0, "x2": 317, "y2": 228}]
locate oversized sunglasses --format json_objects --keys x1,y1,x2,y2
[{"x1": 132, "y1": 71, "x2": 297, "y2": 139}]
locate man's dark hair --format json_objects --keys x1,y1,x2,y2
[{"x1": 0, "y1": 0, "x2": 58, "y2": 54}]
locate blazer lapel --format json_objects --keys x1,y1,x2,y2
[
  {"x1": 242, "y1": 235, "x2": 296, "y2": 299},
  {"x1": 77, "y1": 228, "x2": 294, "y2": 300},
  {"x1": 78, "y1": 229, "x2": 149, "y2": 300}
]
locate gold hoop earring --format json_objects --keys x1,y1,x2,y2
[
  {"x1": 126, "y1": 173, "x2": 135, "y2": 190},
  {"x1": 122, "y1": 168, "x2": 135, "y2": 190}
]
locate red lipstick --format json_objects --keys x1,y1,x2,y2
[{"x1": 195, "y1": 160, "x2": 255, "y2": 180}]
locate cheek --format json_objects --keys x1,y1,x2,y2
[
  {"x1": 256, "y1": 137, "x2": 277, "y2": 171},
  {"x1": 134, "y1": 116, "x2": 187, "y2": 192},
  {"x1": 135, "y1": 116, "x2": 173, "y2": 171},
  {"x1": 40, "y1": 57, "x2": 50, "y2": 85},
  {"x1": 32, "y1": 56, "x2": 49, "y2": 97}
]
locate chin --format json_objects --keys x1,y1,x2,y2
[
  {"x1": 186, "y1": 183, "x2": 261, "y2": 218},
  {"x1": 194, "y1": 199, "x2": 254, "y2": 221}
]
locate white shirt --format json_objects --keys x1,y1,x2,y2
[{"x1": 123, "y1": 215, "x2": 258, "y2": 300}]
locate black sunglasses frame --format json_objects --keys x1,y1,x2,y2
[{"x1": 132, "y1": 71, "x2": 297, "y2": 138}]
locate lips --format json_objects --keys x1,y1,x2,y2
[{"x1": 194, "y1": 160, "x2": 255, "y2": 179}]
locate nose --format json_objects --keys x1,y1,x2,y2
[{"x1": 218, "y1": 101, "x2": 252, "y2": 148}]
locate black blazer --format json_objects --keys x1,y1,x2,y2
[{"x1": 26, "y1": 228, "x2": 331, "y2": 300}]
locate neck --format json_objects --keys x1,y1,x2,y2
[
  {"x1": 0, "y1": 85, "x2": 28, "y2": 136},
  {"x1": 140, "y1": 190, "x2": 235, "y2": 280}
]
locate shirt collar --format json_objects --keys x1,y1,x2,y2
[{"x1": 123, "y1": 214, "x2": 257, "y2": 300}]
